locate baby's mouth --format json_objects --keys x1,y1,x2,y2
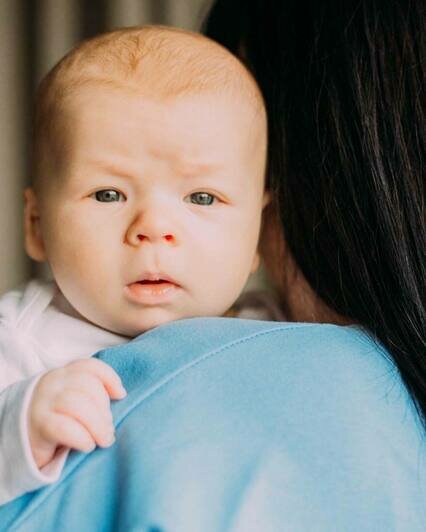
[
  {"x1": 125, "y1": 275, "x2": 181, "y2": 304},
  {"x1": 131, "y1": 278, "x2": 179, "y2": 290},
  {"x1": 133, "y1": 275, "x2": 180, "y2": 288},
  {"x1": 136, "y1": 279, "x2": 169, "y2": 285}
]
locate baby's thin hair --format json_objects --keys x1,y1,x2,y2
[{"x1": 33, "y1": 25, "x2": 264, "y2": 189}]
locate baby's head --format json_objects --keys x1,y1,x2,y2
[{"x1": 25, "y1": 26, "x2": 267, "y2": 336}]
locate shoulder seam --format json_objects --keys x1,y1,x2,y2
[{"x1": 115, "y1": 325, "x2": 366, "y2": 426}]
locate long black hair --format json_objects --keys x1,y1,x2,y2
[{"x1": 204, "y1": 0, "x2": 426, "y2": 425}]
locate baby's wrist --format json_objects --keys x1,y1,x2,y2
[
  {"x1": 30, "y1": 435, "x2": 58, "y2": 470},
  {"x1": 28, "y1": 416, "x2": 57, "y2": 469}
]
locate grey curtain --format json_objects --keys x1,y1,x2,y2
[{"x1": 0, "y1": 0, "x2": 210, "y2": 293}]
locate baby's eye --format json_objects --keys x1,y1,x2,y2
[
  {"x1": 185, "y1": 192, "x2": 216, "y2": 206},
  {"x1": 91, "y1": 190, "x2": 126, "y2": 202}
]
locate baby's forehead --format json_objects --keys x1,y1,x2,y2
[
  {"x1": 64, "y1": 84, "x2": 265, "y2": 169},
  {"x1": 34, "y1": 26, "x2": 266, "y2": 190}
]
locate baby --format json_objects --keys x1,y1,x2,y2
[{"x1": 0, "y1": 26, "x2": 271, "y2": 504}]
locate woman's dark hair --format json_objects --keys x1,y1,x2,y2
[{"x1": 204, "y1": 0, "x2": 426, "y2": 425}]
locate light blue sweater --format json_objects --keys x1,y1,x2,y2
[{"x1": 1, "y1": 318, "x2": 425, "y2": 531}]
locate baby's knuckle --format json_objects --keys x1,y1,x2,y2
[
  {"x1": 53, "y1": 392, "x2": 77, "y2": 413},
  {"x1": 40, "y1": 368, "x2": 67, "y2": 391}
]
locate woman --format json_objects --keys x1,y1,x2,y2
[
  {"x1": 205, "y1": 0, "x2": 426, "y2": 426},
  {"x1": 1, "y1": 1, "x2": 424, "y2": 530}
]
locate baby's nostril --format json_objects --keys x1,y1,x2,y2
[{"x1": 135, "y1": 234, "x2": 174, "y2": 242}]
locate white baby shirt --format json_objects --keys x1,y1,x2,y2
[{"x1": 0, "y1": 279, "x2": 128, "y2": 505}]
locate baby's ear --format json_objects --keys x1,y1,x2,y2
[
  {"x1": 262, "y1": 190, "x2": 271, "y2": 209},
  {"x1": 250, "y1": 190, "x2": 272, "y2": 273},
  {"x1": 250, "y1": 190, "x2": 272, "y2": 274},
  {"x1": 250, "y1": 251, "x2": 260, "y2": 274},
  {"x1": 24, "y1": 187, "x2": 47, "y2": 262}
]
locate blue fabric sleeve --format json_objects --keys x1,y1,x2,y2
[{"x1": 1, "y1": 318, "x2": 425, "y2": 531}]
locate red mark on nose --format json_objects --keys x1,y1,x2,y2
[{"x1": 164, "y1": 234, "x2": 174, "y2": 242}]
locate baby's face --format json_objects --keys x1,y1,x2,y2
[{"x1": 28, "y1": 86, "x2": 266, "y2": 336}]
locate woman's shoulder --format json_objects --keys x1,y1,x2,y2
[
  {"x1": 109, "y1": 317, "x2": 423, "y2": 474},
  {"x1": 106, "y1": 317, "x2": 413, "y2": 407},
  {"x1": 113, "y1": 317, "x2": 403, "y2": 408},
  {"x1": 4, "y1": 318, "x2": 425, "y2": 531},
  {"x1": 110, "y1": 318, "x2": 425, "y2": 530}
]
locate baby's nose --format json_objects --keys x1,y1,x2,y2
[{"x1": 125, "y1": 211, "x2": 177, "y2": 247}]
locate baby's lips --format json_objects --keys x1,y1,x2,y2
[{"x1": 129, "y1": 270, "x2": 180, "y2": 286}]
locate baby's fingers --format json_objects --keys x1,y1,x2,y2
[
  {"x1": 41, "y1": 413, "x2": 96, "y2": 454},
  {"x1": 64, "y1": 372, "x2": 111, "y2": 416},
  {"x1": 54, "y1": 391, "x2": 115, "y2": 448},
  {"x1": 67, "y1": 358, "x2": 126, "y2": 400}
]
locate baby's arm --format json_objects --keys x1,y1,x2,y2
[
  {"x1": 0, "y1": 320, "x2": 127, "y2": 506},
  {"x1": 29, "y1": 358, "x2": 126, "y2": 469},
  {"x1": 0, "y1": 284, "x2": 127, "y2": 504},
  {"x1": 0, "y1": 358, "x2": 126, "y2": 505}
]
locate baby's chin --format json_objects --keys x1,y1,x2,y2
[
  {"x1": 80, "y1": 296, "x2": 236, "y2": 337},
  {"x1": 94, "y1": 308, "x2": 201, "y2": 338}
]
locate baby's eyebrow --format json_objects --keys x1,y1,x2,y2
[
  {"x1": 88, "y1": 159, "x2": 222, "y2": 180},
  {"x1": 174, "y1": 160, "x2": 222, "y2": 177},
  {"x1": 89, "y1": 160, "x2": 136, "y2": 180}
]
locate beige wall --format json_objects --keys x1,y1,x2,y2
[
  {"x1": 0, "y1": 0, "x2": 208, "y2": 293},
  {"x1": 0, "y1": 1, "x2": 29, "y2": 293}
]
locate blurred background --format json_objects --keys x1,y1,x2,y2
[{"x1": 0, "y1": 0, "x2": 213, "y2": 293}]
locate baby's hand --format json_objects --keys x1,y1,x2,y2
[{"x1": 28, "y1": 358, "x2": 127, "y2": 469}]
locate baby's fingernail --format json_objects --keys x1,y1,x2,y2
[
  {"x1": 100, "y1": 431, "x2": 115, "y2": 447},
  {"x1": 117, "y1": 384, "x2": 127, "y2": 398}
]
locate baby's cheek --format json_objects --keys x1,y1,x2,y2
[
  {"x1": 48, "y1": 227, "x2": 110, "y2": 286},
  {"x1": 190, "y1": 240, "x2": 254, "y2": 310}
]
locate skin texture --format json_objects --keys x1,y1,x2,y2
[{"x1": 24, "y1": 85, "x2": 266, "y2": 468}]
